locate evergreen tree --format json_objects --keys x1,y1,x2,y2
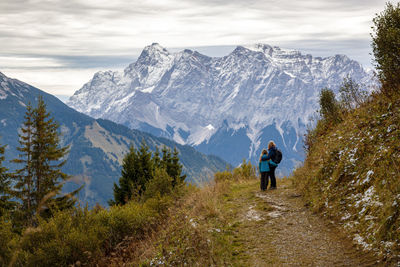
[
  {"x1": 161, "y1": 146, "x2": 186, "y2": 186},
  {"x1": 0, "y1": 143, "x2": 14, "y2": 216},
  {"x1": 12, "y1": 97, "x2": 79, "y2": 223},
  {"x1": 372, "y1": 2, "x2": 400, "y2": 95},
  {"x1": 11, "y1": 103, "x2": 35, "y2": 222},
  {"x1": 110, "y1": 143, "x2": 186, "y2": 205},
  {"x1": 111, "y1": 142, "x2": 155, "y2": 205},
  {"x1": 170, "y1": 147, "x2": 186, "y2": 186},
  {"x1": 153, "y1": 146, "x2": 161, "y2": 169},
  {"x1": 136, "y1": 141, "x2": 154, "y2": 191}
]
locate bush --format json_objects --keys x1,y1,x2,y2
[
  {"x1": 319, "y1": 88, "x2": 342, "y2": 124},
  {"x1": 143, "y1": 168, "x2": 173, "y2": 201},
  {"x1": 339, "y1": 76, "x2": 368, "y2": 110},
  {"x1": 95, "y1": 200, "x2": 160, "y2": 252},
  {"x1": 214, "y1": 170, "x2": 233, "y2": 183},
  {"x1": 0, "y1": 217, "x2": 18, "y2": 266},
  {"x1": 214, "y1": 160, "x2": 257, "y2": 183},
  {"x1": 372, "y1": 2, "x2": 400, "y2": 95},
  {"x1": 17, "y1": 208, "x2": 107, "y2": 266},
  {"x1": 2, "y1": 194, "x2": 173, "y2": 266},
  {"x1": 233, "y1": 159, "x2": 257, "y2": 180}
]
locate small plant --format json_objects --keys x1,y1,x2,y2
[{"x1": 319, "y1": 88, "x2": 342, "y2": 124}]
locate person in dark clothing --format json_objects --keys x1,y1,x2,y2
[
  {"x1": 258, "y1": 149, "x2": 270, "y2": 191},
  {"x1": 266, "y1": 141, "x2": 278, "y2": 189}
]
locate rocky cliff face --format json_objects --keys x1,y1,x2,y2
[{"x1": 67, "y1": 43, "x2": 374, "y2": 174}]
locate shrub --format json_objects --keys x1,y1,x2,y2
[
  {"x1": 0, "y1": 217, "x2": 18, "y2": 266},
  {"x1": 95, "y1": 200, "x2": 159, "y2": 251},
  {"x1": 214, "y1": 170, "x2": 233, "y2": 183},
  {"x1": 17, "y1": 208, "x2": 107, "y2": 266},
  {"x1": 143, "y1": 168, "x2": 173, "y2": 201},
  {"x1": 233, "y1": 159, "x2": 257, "y2": 180},
  {"x1": 339, "y1": 76, "x2": 368, "y2": 110},
  {"x1": 372, "y1": 2, "x2": 400, "y2": 95},
  {"x1": 2, "y1": 194, "x2": 174, "y2": 266},
  {"x1": 214, "y1": 160, "x2": 257, "y2": 183},
  {"x1": 319, "y1": 88, "x2": 342, "y2": 124}
]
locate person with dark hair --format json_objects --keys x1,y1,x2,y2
[
  {"x1": 258, "y1": 149, "x2": 270, "y2": 191},
  {"x1": 266, "y1": 141, "x2": 278, "y2": 189}
]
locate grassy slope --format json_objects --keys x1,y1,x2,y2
[
  {"x1": 103, "y1": 177, "x2": 380, "y2": 266},
  {"x1": 292, "y1": 93, "x2": 400, "y2": 263}
]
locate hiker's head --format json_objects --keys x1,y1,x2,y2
[
  {"x1": 268, "y1": 141, "x2": 276, "y2": 149},
  {"x1": 260, "y1": 149, "x2": 268, "y2": 161}
]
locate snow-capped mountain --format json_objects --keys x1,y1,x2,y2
[{"x1": 68, "y1": 43, "x2": 374, "y2": 175}]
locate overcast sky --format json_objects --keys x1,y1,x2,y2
[{"x1": 0, "y1": 0, "x2": 388, "y2": 100}]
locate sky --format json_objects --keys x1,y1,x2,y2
[{"x1": 0, "y1": 0, "x2": 388, "y2": 101}]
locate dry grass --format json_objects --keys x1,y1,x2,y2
[{"x1": 292, "y1": 93, "x2": 400, "y2": 264}]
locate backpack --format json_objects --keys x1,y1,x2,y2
[{"x1": 272, "y1": 148, "x2": 283, "y2": 164}]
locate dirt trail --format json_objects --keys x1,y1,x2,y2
[{"x1": 228, "y1": 179, "x2": 381, "y2": 266}]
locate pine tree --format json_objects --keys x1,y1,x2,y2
[
  {"x1": 111, "y1": 142, "x2": 155, "y2": 205},
  {"x1": 111, "y1": 145, "x2": 140, "y2": 205},
  {"x1": 0, "y1": 143, "x2": 14, "y2": 217},
  {"x1": 11, "y1": 103, "x2": 35, "y2": 222},
  {"x1": 12, "y1": 96, "x2": 79, "y2": 223},
  {"x1": 160, "y1": 146, "x2": 186, "y2": 186},
  {"x1": 170, "y1": 147, "x2": 186, "y2": 186},
  {"x1": 136, "y1": 141, "x2": 154, "y2": 192},
  {"x1": 110, "y1": 143, "x2": 186, "y2": 205}
]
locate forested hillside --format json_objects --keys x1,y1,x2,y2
[{"x1": 0, "y1": 72, "x2": 229, "y2": 206}]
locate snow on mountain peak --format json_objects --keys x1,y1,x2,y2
[
  {"x1": 143, "y1": 43, "x2": 170, "y2": 56},
  {"x1": 67, "y1": 43, "x2": 375, "y2": 174}
]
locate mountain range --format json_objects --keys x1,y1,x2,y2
[
  {"x1": 0, "y1": 72, "x2": 229, "y2": 207},
  {"x1": 68, "y1": 43, "x2": 375, "y2": 174}
]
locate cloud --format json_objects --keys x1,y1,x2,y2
[
  {"x1": 0, "y1": 0, "x2": 386, "y2": 53},
  {"x1": 0, "y1": 0, "x2": 386, "y2": 95}
]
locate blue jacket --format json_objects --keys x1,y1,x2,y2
[{"x1": 259, "y1": 154, "x2": 270, "y2": 173}]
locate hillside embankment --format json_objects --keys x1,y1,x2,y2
[{"x1": 293, "y1": 94, "x2": 400, "y2": 265}]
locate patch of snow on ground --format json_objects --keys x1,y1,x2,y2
[
  {"x1": 354, "y1": 186, "x2": 383, "y2": 210},
  {"x1": 353, "y1": 234, "x2": 372, "y2": 250},
  {"x1": 348, "y1": 147, "x2": 358, "y2": 164},
  {"x1": 246, "y1": 205, "x2": 262, "y2": 221},
  {"x1": 341, "y1": 212, "x2": 351, "y2": 221},
  {"x1": 361, "y1": 170, "x2": 374, "y2": 185}
]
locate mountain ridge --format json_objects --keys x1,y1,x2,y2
[
  {"x1": 67, "y1": 43, "x2": 375, "y2": 174},
  {"x1": 0, "y1": 71, "x2": 229, "y2": 206}
]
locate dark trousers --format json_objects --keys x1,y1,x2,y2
[
  {"x1": 260, "y1": 172, "x2": 268, "y2": 191},
  {"x1": 269, "y1": 166, "x2": 277, "y2": 188}
]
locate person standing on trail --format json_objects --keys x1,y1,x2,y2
[
  {"x1": 266, "y1": 141, "x2": 278, "y2": 189},
  {"x1": 259, "y1": 149, "x2": 270, "y2": 191}
]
